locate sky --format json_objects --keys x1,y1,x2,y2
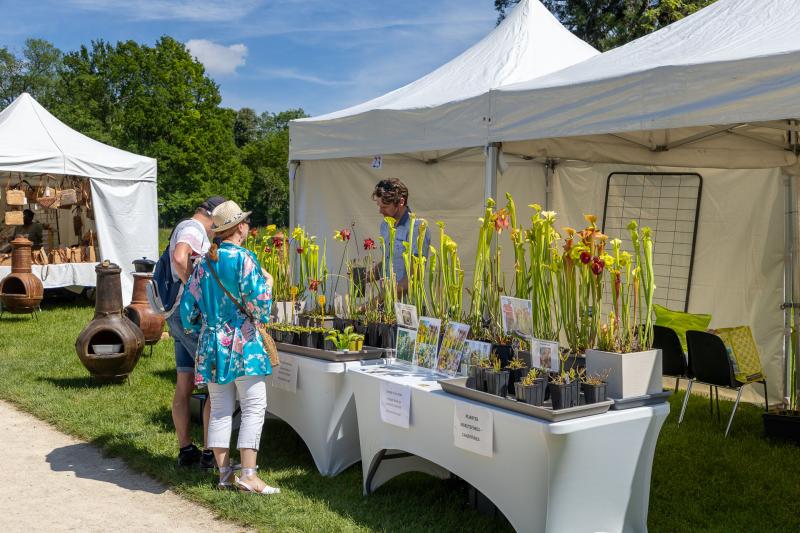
[{"x1": 0, "y1": 0, "x2": 499, "y2": 117}]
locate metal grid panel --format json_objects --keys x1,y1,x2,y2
[{"x1": 602, "y1": 172, "x2": 702, "y2": 312}]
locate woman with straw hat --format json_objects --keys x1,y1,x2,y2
[{"x1": 179, "y1": 200, "x2": 279, "y2": 494}]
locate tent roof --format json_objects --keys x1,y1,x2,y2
[
  {"x1": 289, "y1": 0, "x2": 598, "y2": 160},
  {"x1": 490, "y1": 0, "x2": 800, "y2": 169},
  {"x1": 0, "y1": 93, "x2": 157, "y2": 181}
]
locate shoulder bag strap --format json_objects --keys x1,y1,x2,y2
[{"x1": 205, "y1": 256, "x2": 252, "y2": 320}]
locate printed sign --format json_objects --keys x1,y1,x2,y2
[
  {"x1": 395, "y1": 302, "x2": 419, "y2": 329},
  {"x1": 379, "y1": 380, "x2": 411, "y2": 428},
  {"x1": 460, "y1": 339, "x2": 492, "y2": 376},
  {"x1": 413, "y1": 316, "x2": 442, "y2": 370},
  {"x1": 271, "y1": 353, "x2": 298, "y2": 393},
  {"x1": 500, "y1": 296, "x2": 534, "y2": 337},
  {"x1": 532, "y1": 338, "x2": 560, "y2": 373},
  {"x1": 436, "y1": 321, "x2": 470, "y2": 375},
  {"x1": 371, "y1": 155, "x2": 383, "y2": 169},
  {"x1": 395, "y1": 327, "x2": 417, "y2": 364},
  {"x1": 453, "y1": 402, "x2": 493, "y2": 457}
]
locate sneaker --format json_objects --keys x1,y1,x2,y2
[
  {"x1": 200, "y1": 449, "x2": 217, "y2": 471},
  {"x1": 177, "y1": 443, "x2": 202, "y2": 468}
]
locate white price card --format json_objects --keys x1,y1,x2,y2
[
  {"x1": 379, "y1": 380, "x2": 410, "y2": 429},
  {"x1": 270, "y1": 354, "x2": 298, "y2": 393},
  {"x1": 453, "y1": 402, "x2": 493, "y2": 457}
]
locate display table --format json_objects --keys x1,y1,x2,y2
[
  {"x1": 0, "y1": 262, "x2": 97, "y2": 289},
  {"x1": 266, "y1": 351, "x2": 385, "y2": 476},
  {"x1": 349, "y1": 364, "x2": 669, "y2": 533}
]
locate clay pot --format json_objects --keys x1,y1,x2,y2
[
  {"x1": 124, "y1": 272, "x2": 165, "y2": 345},
  {"x1": 0, "y1": 237, "x2": 43, "y2": 314},
  {"x1": 75, "y1": 261, "x2": 144, "y2": 383}
]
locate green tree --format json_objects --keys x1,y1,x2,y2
[
  {"x1": 495, "y1": 0, "x2": 716, "y2": 51},
  {"x1": 0, "y1": 39, "x2": 62, "y2": 107},
  {"x1": 234, "y1": 107, "x2": 258, "y2": 148},
  {"x1": 240, "y1": 108, "x2": 308, "y2": 227},
  {"x1": 53, "y1": 36, "x2": 252, "y2": 224}
]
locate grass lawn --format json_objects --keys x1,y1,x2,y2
[{"x1": 1, "y1": 301, "x2": 798, "y2": 532}]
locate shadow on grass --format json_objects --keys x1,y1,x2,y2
[
  {"x1": 46, "y1": 443, "x2": 167, "y2": 494},
  {"x1": 38, "y1": 376, "x2": 122, "y2": 389}
]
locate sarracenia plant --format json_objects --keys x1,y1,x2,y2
[
  {"x1": 427, "y1": 221, "x2": 464, "y2": 321},
  {"x1": 402, "y1": 213, "x2": 429, "y2": 313},
  {"x1": 378, "y1": 216, "x2": 398, "y2": 321},
  {"x1": 506, "y1": 193, "x2": 529, "y2": 299},
  {"x1": 629, "y1": 220, "x2": 656, "y2": 350},
  {"x1": 469, "y1": 198, "x2": 509, "y2": 341},
  {"x1": 527, "y1": 204, "x2": 560, "y2": 340},
  {"x1": 245, "y1": 224, "x2": 293, "y2": 301}
]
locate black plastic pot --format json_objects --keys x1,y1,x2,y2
[
  {"x1": 563, "y1": 352, "x2": 586, "y2": 373},
  {"x1": 299, "y1": 331, "x2": 312, "y2": 348},
  {"x1": 582, "y1": 382, "x2": 608, "y2": 404},
  {"x1": 519, "y1": 378, "x2": 547, "y2": 406},
  {"x1": 467, "y1": 366, "x2": 478, "y2": 390},
  {"x1": 381, "y1": 323, "x2": 397, "y2": 350},
  {"x1": 763, "y1": 410, "x2": 800, "y2": 445},
  {"x1": 474, "y1": 367, "x2": 487, "y2": 392},
  {"x1": 324, "y1": 338, "x2": 337, "y2": 351},
  {"x1": 486, "y1": 370, "x2": 509, "y2": 397},
  {"x1": 332, "y1": 317, "x2": 346, "y2": 331},
  {"x1": 492, "y1": 343, "x2": 514, "y2": 367},
  {"x1": 366, "y1": 322, "x2": 381, "y2": 347},
  {"x1": 549, "y1": 382, "x2": 576, "y2": 410},
  {"x1": 354, "y1": 321, "x2": 367, "y2": 336},
  {"x1": 507, "y1": 367, "x2": 528, "y2": 397},
  {"x1": 570, "y1": 379, "x2": 580, "y2": 406},
  {"x1": 316, "y1": 332, "x2": 326, "y2": 349}
]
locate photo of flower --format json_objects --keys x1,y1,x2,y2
[
  {"x1": 413, "y1": 316, "x2": 441, "y2": 370},
  {"x1": 500, "y1": 296, "x2": 534, "y2": 337},
  {"x1": 436, "y1": 321, "x2": 470, "y2": 375},
  {"x1": 395, "y1": 327, "x2": 417, "y2": 364}
]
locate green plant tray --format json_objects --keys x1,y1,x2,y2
[
  {"x1": 437, "y1": 377, "x2": 613, "y2": 422},
  {"x1": 275, "y1": 342, "x2": 385, "y2": 362}
]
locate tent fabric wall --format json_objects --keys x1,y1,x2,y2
[
  {"x1": 90, "y1": 178, "x2": 159, "y2": 301},
  {"x1": 552, "y1": 162, "x2": 784, "y2": 403},
  {"x1": 294, "y1": 156, "x2": 547, "y2": 293}
]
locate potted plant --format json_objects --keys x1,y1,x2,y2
[
  {"x1": 506, "y1": 356, "x2": 528, "y2": 397},
  {"x1": 585, "y1": 222, "x2": 662, "y2": 399},
  {"x1": 516, "y1": 368, "x2": 547, "y2": 406},
  {"x1": 475, "y1": 358, "x2": 492, "y2": 392},
  {"x1": 350, "y1": 333, "x2": 365, "y2": 352},
  {"x1": 548, "y1": 371, "x2": 577, "y2": 410},
  {"x1": 581, "y1": 369, "x2": 610, "y2": 404},
  {"x1": 485, "y1": 354, "x2": 510, "y2": 397},
  {"x1": 326, "y1": 327, "x2": 355, "y2": 352},
  {"x1": 764, "y1": 325, "x2": 800, "y2": 444}
]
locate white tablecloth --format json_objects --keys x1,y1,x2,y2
[
  {"x1": 0, "y1": 262, "x2": 97, "y2": 289},
  {"x1": 266, "y1": 351, "x2": 385, "y2": 476},
  {"x1": 349, "y1": 364, "x2": 669, "y2": 533}
]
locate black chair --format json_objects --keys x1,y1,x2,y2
[
  {"x1": 681, "y1": 330, "x2": 768, "y2": 437},
  {"x1": 653, "y1": 325, "x2": 689, "y2": 391}
]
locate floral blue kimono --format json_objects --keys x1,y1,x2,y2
[{"x1": 180, "y1": 242, "x2": 273, "y2": 385}]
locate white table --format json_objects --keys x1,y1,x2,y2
[
  {"x1": 0, "y1": 262, "x2": 97, "y2": 289},
  {"x1": 349, "y1": 364, "x2": 669, "y2": 533},
  {"x1": 266, "y1": 351, "x2": 385, "y2": 476}
]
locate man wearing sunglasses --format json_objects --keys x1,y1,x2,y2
[{"x1": 371, "y1": 178, "x2": 430, "y2": 295}]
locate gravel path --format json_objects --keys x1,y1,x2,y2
[{"x1": 0, "y1": 399, "x2": 251, "y2": 533}]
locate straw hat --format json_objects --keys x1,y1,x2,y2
[{"x1": 211, "y1": 200, "x2": 252, "y2": 233}]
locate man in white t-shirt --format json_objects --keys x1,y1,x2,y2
[{"x1": 168, "y1": 195, "x2": 225, "y2": 468}]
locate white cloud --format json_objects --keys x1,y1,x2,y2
[
  {"x1": 254, "y1": 68, "x2": 354, "y2": 87},
  {"x1": 186, "y1": 39, "x2": 247, "y2": 76},
  {"x1": 67, "y1": 0, "x2": 264, "y2": 22}
]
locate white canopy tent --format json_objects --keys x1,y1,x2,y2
[
  {"x1": 289, "y1": 0, "x2": 598, "y2": 285},
  {"x1": 0, "y1": 93, "x2": 158, "y2": 303},
  {"x1": 482, "y1": 0, "x2": 800, "y2": 405}
]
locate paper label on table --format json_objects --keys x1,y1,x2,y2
[
  {"x1": 379, "y1": 380, "x2": 410, "y2": 429},
  {"x1": 453, "y1": 402, "x2": 493, "y2": 457},
  {"x1": 271, "y1": 354, "x2": 298, "y2": 393}
]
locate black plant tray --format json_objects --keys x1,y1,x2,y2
[
  {"x1": 275, "y1": 342, "x2": 385, "y2": 362},
  {"x1": 610, "y1": 390, "x2": 672, "y2": 410},
  {"x1": 438, "y1": 377, "x2": 613, "y2": 422}
]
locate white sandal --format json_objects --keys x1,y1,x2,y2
[{"x1": 235, "y1": 467, "x2": 280, "y2": 495}]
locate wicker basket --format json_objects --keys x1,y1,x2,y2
[{"x1": 4, "y1": 210, "x2": 24, "y2": 225}]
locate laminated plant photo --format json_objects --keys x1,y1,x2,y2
[
  {"x1": 532, "y1": 339, "x2": 560, "y2": 373},
  {"x1": 500, "y1": 296, "x2": 534, "y2": 338},
  {"x1": 395, "y1": 327, "x2": 417, "y2": 364},
  {"x1": 436, "y1": 321, "x2": 470, "y2": 375},
  {"x1": 394, "y1": 302, "x2": 419, "y2": 329},
  {"x1": 413, "y1": 316, "x2": 441, "y2": 370},
  {"x1": 460, "y1": 340, "x2": 492, "y2": 376}
]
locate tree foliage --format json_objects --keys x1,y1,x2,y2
[
  {"x1": 0, "y1": 36, "x2": 303, "y2": 227},
  {"x1": 495, "y1": 0, "x2": 716, "y2": 51}
]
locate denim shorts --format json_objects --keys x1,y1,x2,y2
[{"x1": 167, "y1": 311, "x2": 199, "y2": 374}]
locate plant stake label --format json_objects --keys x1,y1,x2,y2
[
  {"x1": 453, "y1": 402, "x2": 493, "y2": 457},
  {"x1": 379, "y1": 380, "x2": 410, "y2": 429},
  {"x1": 271, "y1": 353, "x2": 298, "y2": 393}
]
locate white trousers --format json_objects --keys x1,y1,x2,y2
[{"x1": 207, "y1": 375, "x2": 267, "y2": 450}]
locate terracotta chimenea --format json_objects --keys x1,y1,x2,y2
[
  {"x1": 0, "y1": 236, "x2": 43, "y2": 315},
  {"x1": 76, "y1": 261, "x2": 145, "y2": 383},
  {"x1": 125, "y1": 258, "x2": 164, "y2": 345}
]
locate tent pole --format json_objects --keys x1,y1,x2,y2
[
  {"x1": 544, "y1": 158, "x2": 556, "y2": 211},
  {"x1": 783, "y1": 173, "x2": 798, "y2": 408},
  {"x1": 484, "y1": 143, "x2": 498, "y2": 204},
  {"x1": 289, "y1": 161, "x2": 299, "y2": 231}
]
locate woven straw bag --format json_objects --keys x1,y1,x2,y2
[
  {"x1": 58, "y1": 177, "x2": 78, "y2": 208},
  {"x1": 5, "y1": 174, "x2": 25, "y2": 206},
  {"x1": 37, "y1": 175, "x2": 60, "y2": 208},
  {"x1": 4, "y1": 209, "x2": 24, "y2": 225}
]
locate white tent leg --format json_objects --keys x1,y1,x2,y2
[
  {"x1": 783, "y1": 172, "x2": 799, "y2": 408},
  {"x1": 544, "y1": 158, "x2": 556, "y2": 211},
  {"x1": 289, "y1": 161, "x2": 299, "y2": 231},
  {"x1": 484, "y1": 143, "x2": 498, "y2": 203}
]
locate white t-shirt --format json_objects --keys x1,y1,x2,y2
[{"x1": 169, "y1": 219, "x2": 210, "y2": 282}]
